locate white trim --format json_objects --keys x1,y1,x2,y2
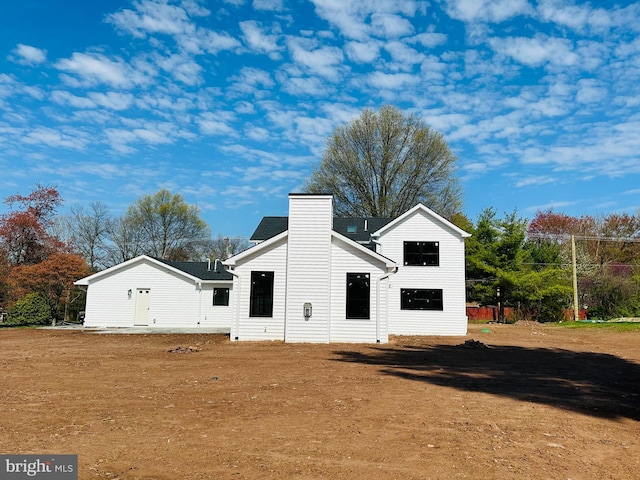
[
  {"x1": 372, "y1": 204, "x2": 471, "y2": 239},
  {"x1": 223, "y1": 230, "x2": 289, "y2": 267},
  {"x1": 331, "y1": 231, "x2": 397, "y2": 269},
  {"x1": 75, "y1": 255, "x2": 204, "y2": 286}
]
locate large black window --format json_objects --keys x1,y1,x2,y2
[
  {"x1": 213, "y1": 287, "x2": 229, "y2": 306},
  {"x1": 346, "y1": 273, "x2": 370, "y2": 319},
  {"x1": 404, "y1": 241, "x2": 439, "y2": 266},
  {"x1": 401, "y1": 289, "x2": 443, "y2": 310},
  {"x1": 250, "y1": 271, "x2": 274, "y2": 317}
]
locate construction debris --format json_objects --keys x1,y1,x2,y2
[
  {"x1": 167, "y1": 346, "x2": 199, "y2": 353},
  {"x1": 457, "y1": 339, "x2": 488, "y2": 349}
]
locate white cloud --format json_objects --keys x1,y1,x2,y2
[
  {"x1": 410, "y1": 32, "x2": 448, "y2": 48},
  {"x1": 575, "y1": 79, "x2": 607, "y2": 104},
  {"x1": 50, "y1": 90, "x2": 97, "y2": 109},
  {"x1": 515, "y1": 175, "x2": 557, "y2": 188},
  {"x1": 198, "y1": 112, "x2": 237, "y2": 136},
  {"x1": 54, "y1": 53, "x2": 136, "y2": 88},
  {"x1": 240, "y1": 20, "x2": 282, "y2": 57},
  {"x1": 286, "y1": 37, "x2": 345, "y2": 81},
  {"x1": 106, "y1": 0, "x2": 192, "y2": 38},
  {"x1": 309, "y1": 0, "x2": 420, "y2": 40},
  {"x1": 22, "y1": 127, "x2": 89, "y2": 150},
  {"x1": 344, "y1": 41, "x2": 381, "y2": 63},
  {"x1": 153, "y1": 53, "x2": 203, "y2": 85},
  {"x1": 197, "y1": 30, "x2": 242, "y2": 54},
  {"x1": 370, "y1": 13, "x2": 414, "y2": 38},
  {"x1": 367, "y1": 71, "x2": 421, "y2": 90},
  {"x1": 383, "y1": 41, "x2": 424, "y2": 67},
  {"x1": 489, "y1": 35, "x2": 578, "y2": 68},
  {"x1": 10, "y1": 44, "x2": 47, "y2": 65},
  {"x1": 444, "y1": 0, "x2": 532, "y2": 23},
  {"x1": 253, "y1": 0, "x2": 284, "y2": 11},
  {"x1": 281, "y1": 76, "x2": 332, "y2": 97}
]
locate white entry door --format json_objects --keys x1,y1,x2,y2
[{"x1": 134, "y1": 288, "x2": 151, "y2": 326}]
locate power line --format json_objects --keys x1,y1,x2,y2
[{"x1": 527, "y1": 233, "x2": 640, "y2": 243}]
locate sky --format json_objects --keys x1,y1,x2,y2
[{"x1": 1, "y1": 0, "x2": 639, "y2": 239}]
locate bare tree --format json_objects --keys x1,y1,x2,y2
[
  {"x1": 304, "y1": 105, "x2": 462, "y2": 218},
  {"x1": 208, "y1": 235, "x2": 250, "y2": 261},
  {"x1": 67, "y1": 202, "x2": 112, "y2": 271},
  {"x1": 104, "y1": 215, "x2": 144, "y2": 266}
]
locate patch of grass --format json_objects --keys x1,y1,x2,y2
[{"x1": 557, "y1": 321, "x2": 640, "y2": 332}]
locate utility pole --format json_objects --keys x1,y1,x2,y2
[{"x1": 571, "y1": 235, "x2": 579, "y2": 321}]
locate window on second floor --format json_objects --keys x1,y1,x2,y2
[
  {"x1": 404, "y1": 241, "x2": 439, "y2": 266},
  {"x1": 401, "y1": 288, "x2": 443, "y2": 310}
]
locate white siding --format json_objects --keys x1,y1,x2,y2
[
  {"x1": 199, "y1": 283, "x2": 234, "y2": 329},
  {"x1": 329, "y1": 237, "x2": 389, "y2": 343},
  {"x1": 230, "y1": 236, "x2": 288, "y2": 341},
  {"x1": 378, "y1": 209, "x2": 467, "y2": 336},
  {"x1": 83, "y1": 259, "x2": 233, "y2": 329},
  {"x1": 284, "y1": 195, "x2": 333, "y2": 343}
]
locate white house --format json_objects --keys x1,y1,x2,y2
[
  {"x1": 222, "y1": 193, "x2": 470, "y2": 343},
  {"x1": 74, "y1": 256, "x2": 233, "y2": 330},
  {"x1": 75, "y1": 193, "x2": 470, "y2": 342}
]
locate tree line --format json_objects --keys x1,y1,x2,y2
[
  {"x1": 0, "y1": 185, "x2": 248, "y2": 325},
  {"x1": 455, "y1": 208, "x2": 640, "y2": 322}
]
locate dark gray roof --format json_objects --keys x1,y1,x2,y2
[
  {"x1": 250, "y1": 216, "x2": 288, "y2": 242},
  {"x1": 154, "y1": 258, "x2": 233, "y2": 281},
  {"x1": 250, "y1": 216, "x2": 394, "y2": 245}
]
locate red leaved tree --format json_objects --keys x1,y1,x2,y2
[
  {"x1": 7, "y1": 253, "x2": 92, "y2": 323},
  {"x1": 0, "y1": 184, "x2": 67, "y2": 266}
]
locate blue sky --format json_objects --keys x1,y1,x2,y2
[{"x1": 1, "y1": 0, "x2": 639, "y2": 239}]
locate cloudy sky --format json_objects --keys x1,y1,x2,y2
[{"x1": 1, "y1": 0, "x2": 639, "y2": 238}]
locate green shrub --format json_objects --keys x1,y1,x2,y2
[{"x1": 7, "y1": 293, "x2": 52, "y2": 326}]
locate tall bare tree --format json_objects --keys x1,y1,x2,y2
[
  {"x1": 304, "y1": 105, "x2": 462, "y2": 218},
  {"x1": 67, "y1": 202, "x2": 112, "y2": 271}
]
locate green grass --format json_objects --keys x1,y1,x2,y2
[{"x1": 557, "y1": 321, "x2": 640, "y2": 332}]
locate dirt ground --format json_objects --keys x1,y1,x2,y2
[{"x1": 1, "y1": 323, "x2": 638, "y2": 480}]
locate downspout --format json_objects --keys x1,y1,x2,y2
[
  {"x1": 226, "y1": 267, "x2": 241, "y2": 341},
  {"x1": 197, "y1": 281, "x2": 202, "y2": 326},
  {"x1": 376, "y1": 266, "x2": 397, "y2": 343}
]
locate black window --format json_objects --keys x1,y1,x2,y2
[
  {"x1": 250, "y1": 271, "x2": 274, "y2": 317},
  {"x1": 401, "y1": 289, "x2": 443, "y2": 310},
  {"x1": 213, "y1": 287, "x2": 229, "y2": 306},
  {"x1": 404, "y1": 241, "x2": 439, "y2": 266},
  {"x1": 346, "y1": 273, "x2": 370, "y2": 319}
]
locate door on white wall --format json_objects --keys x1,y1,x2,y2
[{"x1": 134, "y1": 288, "x2": 151, "y2": 326}]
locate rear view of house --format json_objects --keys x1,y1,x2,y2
[
  {"x1": 75, "y1": 193, "x2": 470, "y2": 342},
  {"x1": 223, "y1": 193, "x2": 470, "y2": 343}
]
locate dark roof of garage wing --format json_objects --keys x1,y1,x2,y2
[{"x1": 154, "y1": 258, "x2": 233, "y2": 281}]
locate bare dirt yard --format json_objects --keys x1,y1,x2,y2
[{"x1": 1, "y1": 323, "x2": 639, "y2": 480}]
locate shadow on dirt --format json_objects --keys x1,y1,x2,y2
[{"x1": 334, "y1": 342, "x2": 640, "y2": 421}]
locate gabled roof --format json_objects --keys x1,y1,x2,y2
[
  {"x1": 225, "y1": 229, "x2": 396, "y2": 270},
  {"x1": 250, "y1": 216, "x2": 288, "y2": 242},
  {"x1": 372, "y1": 203, "x2": 471, "y2": 239},
  {"x1": 75, "y1": 255, "x2": 232, "y2": 286},
  {"x1": 154, "y1": 257, "x2": 233, "y2": 281},
  {"x1": 250, "y1": 216, "x2": 394, "y2": 244}
]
